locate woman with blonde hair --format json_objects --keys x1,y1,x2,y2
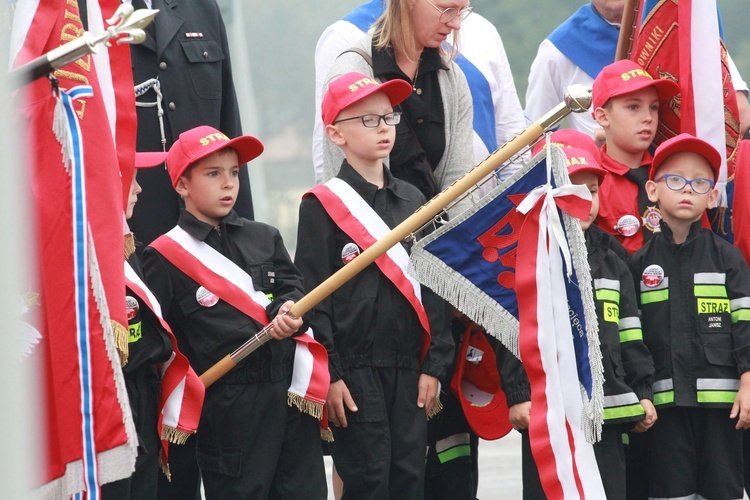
[{"x1": 322, "y1": 0, "x2": 476, "y2": 216}]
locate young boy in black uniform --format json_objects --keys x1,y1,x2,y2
[
  {"x1": 630, "y1": 133, "x2": 750, "y2": 498},
  {"x1": 499, "y1": 145, "x2": 656, "y2": 499},
  {"x1": 141, "y1": 127, "x2": 327, "y2": 499},
  {"x1": 295, "y1": 71, "x2": 454, "y2": 499}
]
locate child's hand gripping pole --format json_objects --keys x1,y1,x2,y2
[{"x1": 199, "y1": 85, "x2": 593, "y2": 388}]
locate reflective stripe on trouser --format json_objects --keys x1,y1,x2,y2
[{"x1": 435, "y1": 433, "x2": 471, "y2": 464}]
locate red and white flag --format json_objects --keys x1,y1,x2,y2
[
  {"x1": 10, "y1": 0, "x2": 139, "y2": 496},
  {"x1": 631, "y1": 0, "x2": 740, "y2": 208}
]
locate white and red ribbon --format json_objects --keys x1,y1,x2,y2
[{"x1": 515, "y1": 165, "x2": 605, "y2": 498}]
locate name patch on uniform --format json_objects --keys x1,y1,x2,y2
[
  {"x1": 128, "y1": 322, "x2": 142, "y2": 343},
  {"x1": 603, "y1": 302, "x2": 619, "y2": 323},
  {"x1": 697, "y1": 298, "x2": 730, "y2": 314}
]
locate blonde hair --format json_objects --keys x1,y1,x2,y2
[{"x1": 372, "y1": 0, "x2": 460, "y2": 63}]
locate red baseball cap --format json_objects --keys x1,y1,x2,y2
[
  {"x1": 450, "y1": 328, "x2": 512, "y2": 441},
  {"x1": 135, "y1": 152, "x2": 168, "y2": 169},
  {"x1": 563, "y1": 147, "x2": 607, "y2": 183},
  {"x1": 532, "y1": 128, "x2": 601, "y2": 163},
  {"x1": 166, "y1": 126, "x2": 264, "y2": 187},
  {"x1": 322, "y1": 71, "x2": 412, "y2": 126},
  {"x1": 592, "y1": 60, "x2": 679, "y2": 113},
  {"x1": 649, "y1": 133, "x2": 721, "y2": 181}
]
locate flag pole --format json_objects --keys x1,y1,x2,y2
[
  {"x1": 199, "y1": 85, "x2": 593, "y2": 388},
  {"x1": 8, "y1": 4, "x2": 158, "y2": 89},
  {"x1": 615, "y1": 0, "x2": 640, "y2": 61}
]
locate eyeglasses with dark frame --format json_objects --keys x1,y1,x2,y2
[
  {"x1": 332, "y1": 112, "x2": 402, "y2": 128},
  {"x1": 423, "y1": 0, "x2": 473, "y2": 23},
  {"x1": 655, "y1": 173, "x2": 715, "y2": 195}
]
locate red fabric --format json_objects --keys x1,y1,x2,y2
[
  {"x1": 630, "y1": 0, "x2": 740, "y2": 176},
  {"x1": 13, "y1": 0, "x2": 135, "y2": 493},
  {"x1": 733, "y1": 141, "x2": 750, "y2": 261},
  {"x1": 593, "y1": 149, "x2": 652, "y2": 254}
]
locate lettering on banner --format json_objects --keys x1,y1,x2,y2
[{"x1": 476, "y1": 194, "x2": 527, "y2": 289}]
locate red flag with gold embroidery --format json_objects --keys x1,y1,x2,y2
[{"x1": 10, "y1": 0, "x2": 138, "y2": 496}]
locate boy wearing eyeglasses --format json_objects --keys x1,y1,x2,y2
[
  {"x1": 628, "y1": 133, "x2": 750, "y2": 499},
  {"x1": 295, "y1": 71, "x2": 453, "y2": 499}
]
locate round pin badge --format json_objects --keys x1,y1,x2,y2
[
  {"x1": 642, "y1": 206, "x2": 662, "y2": 233},
  {"x1": 341, "y1": 242, "x2": 360, "y2": 265},
  {"x1": 642, "y1": 264, "x2": 665, "y2": 288},
  {"x1": 125, "y1": 295, "x2": 139, "y2": 320},
  {"x1": 196, "y1": 286, "x2": 219, "y2": 307},
  {"x1": 614, "y1": 214, "x2": 640, "y2": 237}
]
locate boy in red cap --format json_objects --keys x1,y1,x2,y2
[
  {"x1": 141, "y1": 127, "x2": 327, "y2": 498},
  {"x1": 592, "y1": 59, "x2": 680, "y2": 255},
  {"x1": 629, "y1": 133, "x2": 750, "y2": 498},
  {"x1": 295, "y1": 71, "x2": 453, "y2": 499},
  {"x1": 499, "y1": 146, "x2": 655, "y2": 499}
]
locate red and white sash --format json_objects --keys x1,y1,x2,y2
[
  {"x1": 305, "y1": 178, "x2": 431, "y2": 359},
  {"x1": 149, "y1": 227, "x2": 330, "y2": 419},
  {"x1": 124, "y1": 261, "x2": 205, "y2": 475}
]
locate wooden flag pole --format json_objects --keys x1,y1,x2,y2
[
  {"x1": 615, "y1": 0, "x2": 641, "y2": 61},
  {"x1": 199, "y1": 85, "x2": 593, "y2": 388}
]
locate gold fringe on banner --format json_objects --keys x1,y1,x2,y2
[
  {"x1": 124, "y1": 232, "x2": 136, "y2": 260},
  {"x1": 287, "y1": 392, "x2": 324, "y2": 420},
  {"x1": 111, "y1": 320, "x2": 129, "y2": 366},
  {"x1": 161, "y1": 425, "x2": 192, "y2": 445},
  {"x1": 427, "y1": 396, "x2": 443, "y2": 419}
]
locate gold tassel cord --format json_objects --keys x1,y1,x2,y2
[{"x1": 427, "y1": 396, "x2": 443, "y2": 419}]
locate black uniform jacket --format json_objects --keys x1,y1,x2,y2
[
  {"x1": 129, "y1": 0, "x2": 253, "y2": 246},
  {"x1": 295, "y1": 161, "x2": 454, "y2": 383},
  {"x1": 630, "y1": 221, "x2": 750, "y2": 408},
  {"x1": 588, "y1": 225, "x2": 654, "y2": 424},
  {"x1": 142, "y1": 210, "x2": 302, "y2": 384}
]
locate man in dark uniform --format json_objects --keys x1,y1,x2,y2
[
  {"x1": 129, "y1": 0, "x2": 254, "y2": 248},
  {"x1": 127, "y1": 1, "x2": 253, "y2": 497}
]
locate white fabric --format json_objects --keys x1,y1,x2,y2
[{"x1": 525, "y1": 40, "x2": 599, "y2": 137}]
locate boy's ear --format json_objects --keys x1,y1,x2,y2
[
  {"x1": 325, "y1": 123, "x2": 346, "y2": 147},
  {"x1": 593, "y1": 107, "x2": 609, "y2": 127},
  {"x1": 175, "y1": 177, "x2": 189, "y2": 198},
  {"x1": 645, "y1": 179, "x2": 659, "y2": 203},
  {"x1": 707, "y1": 186, "x2": 719, "y2": 210}
]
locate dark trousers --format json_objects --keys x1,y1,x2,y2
[
  {"x1": 330, "y1": 366, "x2": 427, "y2": 500},
  {"x1": 647, "y1": 406, "x2": 743, "y2": 499},
  {"x1": 196, "y1": 378, "x2": 326, "y2": 499},
  {"x1": 424, "y1": 388, "x2": 479, "y2": 500},
  {"x1": 157, "y1": 434, "x2": 201, "y2": 500}
]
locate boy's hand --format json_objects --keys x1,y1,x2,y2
[
  {"x1": 417, "y1": 374, "x2": 439, "y2": 416},
  {"x1": 631, "y1": 399, "x2": 657, "y2": 432},
  {"x1": 326, "y1": 380, "x2": 357, "y2": 428},
  {"x1": 269, "y1": 300, "x2": 302, "y2": 340},
  {"x1": 730, "y1": 371, "x2": 750, "y2": 429},
  {"x1": 509, "y1": 401, "x2": 531, "y2": 430}
]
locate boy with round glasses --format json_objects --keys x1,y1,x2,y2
[
  {"x1": 629, "y1": 133, "x2": 750, "y2": 498},
  {"x1": 295, "y1": 71, "x2": 454, "y2": 499}
]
